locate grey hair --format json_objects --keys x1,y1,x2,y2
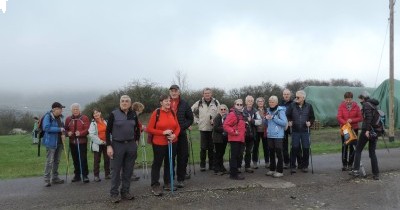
[
  {"x1": 256, "y1": 97, "x2": 265, "y2": 103},
  {"x1": 245, "y1": 95, "x2": 254, "y2": 102},
  {"x1": 296, "y1": 90, "x2": 306, "y2": 99},
  {"x1": 283, "y1": 88, "x2": 292, "y2": 95},
  {"x1": 268, "y1": 95, "x2": 279, "y2": 103},
  {"x1": 120, "y1": 95, "x2": 131, "y2": 102},
  {"x1": 70, "y1": 103, "x2": 80, "y2": 110},
  {"x1": 218, "y1": 104, "x2": 228, "y2": 114},
  {"x1": 234, "y1": 99, "x2": 243, "y2": 105}
]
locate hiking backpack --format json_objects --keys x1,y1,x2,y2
[
  {"x1": 37, "y1": 113, "x2": 52, "y2": 139},
  {"x1": 193, "y1": 99, "x2": 219, "y2": 118},
  {"x1": 367, "y1": 102, "x2": 386, "y2": 135}
]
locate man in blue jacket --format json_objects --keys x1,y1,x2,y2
[{"x1": 42, "y1": 102, "x2": 66, "y2": 187}]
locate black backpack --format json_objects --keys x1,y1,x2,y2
[
  {"x1": 37, "y1": 113, "x2": 52, "y2": 139},
  {"x1": 367, "y1": 102, "x2": 386, "y2": 135}
]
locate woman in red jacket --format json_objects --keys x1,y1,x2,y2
[
  {"x1": 337, "y1": 92, "x2": 363, "y2": 171},
  {"x1": 147, "y1": 94, "x2": 180, "y2": 196},
  {"x1": 223, "y1": 99, "x2": 246, "y2": 180}
]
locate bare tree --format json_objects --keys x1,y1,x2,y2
[{"x1": 172, "y1": 70, "x2": 189, "y2": 93}]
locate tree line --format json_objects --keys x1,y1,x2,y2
[{"x1": 0, "y1": 78, "x2": 363, "y2": 135}]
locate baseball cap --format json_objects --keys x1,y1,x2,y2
[
  {"x1": 52, "y1": 102, "x2": 65, "y2": 109},
  {"x1": 169, "y1": 84, "x2": 180, "y2": 90}
]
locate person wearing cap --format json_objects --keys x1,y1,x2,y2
[
  {"x1": 65, "y1": 103, "x2": 90, "y2": 183},
  {"x1": 106, "y1": 95, "x2": 140, "y2": 203},
  {"x1": 42, "y1": 102, "x2": 66, "y2": 187},
  {"x1": 191, "y1": 87, "x2": 220, "y2": 171},
  {"x1": 169, "y1": 84, "x2": 193, "y2": 188},
  {"x1": 350, "y1": 91, "x2": 380, "y2": 180}
]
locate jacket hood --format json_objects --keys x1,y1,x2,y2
[{"x1": 366, "y1": 98, "x2": 379, "y2": 106}]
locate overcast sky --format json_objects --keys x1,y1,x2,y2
[{"x1": 0, "y1": 0, "x2": 398, "y2": 95}]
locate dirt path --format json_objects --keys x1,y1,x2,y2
[{"x1": 1, "y1": 148, "x2": 400, "y2": 210}]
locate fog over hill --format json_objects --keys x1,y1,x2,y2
[{"x1": 0, "y1": 89, "x2": 107, "y2": 116}]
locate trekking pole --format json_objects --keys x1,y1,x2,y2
[
  {"x1": 61, "y1": 136, "x2": 70, "y2": 182},
  {"x1": 188, "y1": 130, "x2": 196, "y2": 175},
  {"x1": 307, "y1": 127, "x2": 314, "y2": 174},
  {"x1": 141, "y1": 133, "x2": 149, "y2": 179},
  {"x1": 168, "y1": 140, "x2": 174, "y2": 194},
  {"x1": 37, "y1": 137, "x2": 41, "y2": 157},
  {"x1": 381, "y1": 135, "x2": 390, "y2": 153},
  {"x1": 75, "y1": 138, "x2": 84, "y2": 182},
  {"x1": 289, "y1": 126, "x2": 293, "y2": 175}
]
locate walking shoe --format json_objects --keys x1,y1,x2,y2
[
  {"x1": 229, "y1": 174, "x2": 245, "y2": 180},
  {"x1": 52, "y1": 178, "x2": 65, "y2": 184},
  {"x1": 266, "y1": 170, "x2": 276, "y2": 176},
  {"x1": 349, "y1": 170, "x2": 360, "y2": 177},
  {"x1": 121, "y1": 192, "x2": 134, "y2": 200},
  {"x1": 245, "y1": 168, "x2": 254, "y2": 173},
  {"x1": 83, "y1": 176, "x2": 90, "y2": 183},
  {"x1": 283, "y1": 163, "x2": 289, "y2": 169},
  {"x1": 237, "y1": 167, "x2": 242, "y2": 173},
  {"x1": 176, "y1": 181, "x2": 185, "y2": 188},
  {"x1": 200, "y1": 167, "x2": 206, "y2": 172},
  {"x1": 71, "y1": 176, "x2": 81, "y2": 182},
  {"x1": 163, "y1": 183, "x2": 177, "y2": 191},
  {"x1": 151, "y1": 185, "x2": 163, "y2": 196},
  {"x1": 301, "y1": 168, "x2": 308, "y2": 173},
  {"x1": 265, "y1": 162, "x2": 270, "y2": 169},
  {"x1": 105, "y1": 174, "x2": 111, "y2": 180},
  {"x1": 110, "y1": 195, "x2": 121, "y2": 203},
  {"x1": 185, "y1": 173, "x2": 191, "y2": 180},
  {"x1": 373, "y1": 175, "x2": 380, "y2": 180},
  {"x1": 44, "y1": 180, "x2": 51, "y2": 187},
  {"x1": 290, "y1": 168, "x2": 296, "y2": 174},
  {"x1": 94, "y1": 176, "x2": 101, "y2": 182},
  {"x1": 252, "y1": 162, "x2": 259, "y2": 169},
  {"x1": 342, "y1": 165, "x2": 347, "y2": 171},
  {"x1": 131, "y1": 174, "x2": 140, "y2": 181},
  {"x1": 273, "y1": 172, "x2": 284, "y2": 178}
]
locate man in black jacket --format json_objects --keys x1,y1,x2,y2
[
  {"x1": 170, "y1": 85, "x2": 194, "y2": 188},
  {"x1": 351, "y1": 91, "x2": 380, "y2": 180}
]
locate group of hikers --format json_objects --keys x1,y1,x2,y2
[{"x1": 38, "y1": 85, "x2": 381, "y2": 203}]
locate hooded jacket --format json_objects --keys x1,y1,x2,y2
[
  {"x1": 337, "y1": 101, "x2": 363, "y2": 129},
  {"x1": 361, "y1": 98, "x2": 380, "y2": 131},
  {"x1": 223, "y1": 108, "x2": 246, "y2": 143},
  {"x1": 265, "y1": 106, "x2": 287, "y2": 139},
  {"x1": 88, "y1": 119, "x2": 107, "y2": 152}
]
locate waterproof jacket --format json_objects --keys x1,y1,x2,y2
[
  {"x1": 223, "y1": 109, "x2": 246, "y2": 143},
  {"x1": 88, "y1": 119, "x2": 107, "y2": 152},
  {"x1": 360, "y1": 98, "x2": 380, "y2": 131},
  {"x1": 265, "y1": 106, "x2": 287, "y2": 139},
  {"x1": 65, "y1": 114, "x2": 90, "y2": 144},
  {"x1": 42, "y1": 111, "x2": 64, "y2": 149},
  {"x1": 191, "y1": 97, "x2": 220, "y2": 131},
  {"x1": 175, "y1": 97, "x2": 194, "y2": 141},
  {"x1": 147, "y1": 108, "x2": 181, "y2": 146},
  {"x1": 337, "y1": 101, "x2": 363, "y2": 129},
  {"x1": 212, "y1": 113, "x2": 228, "y2": 144},
  {"x1": 286, "y1": 101, "x2": 315, "y2": 132}
]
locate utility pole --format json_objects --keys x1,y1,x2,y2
[{"x1": 389, "y1": 0, "x2": 395, "y2": 142}]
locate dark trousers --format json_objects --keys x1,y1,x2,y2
[
  {"x1": 176, "y1": 132, "x2": 189, "y2": 182},
  {"x1": 353, "y1": 131, "x2": 379, "y2": 176},
  {"x1": 93, "y1": 144, "x2": 110, "y2": 177},
  {"x1": 151, "y1": 143, "x2": 177, "y2": 186},
  {"x1": 291, "y1": 132, "x2": 310, "y2": 169},
  {"x1": 214, "y1": 141, "x2": 227, "y2": 172},
  {"x1": 283, "y1": 130, "x2": 290, "y2": 164},
  {"x1": 110, "y1": 140, "x2": 137, "y2": 196},
  {"x1": 252, "y1": 131, "x2": 269, "y2": 164},
  {"x1": 242, "y1": 135, "x2": 254, "y2": 168},
  {"x1": 69, "y1": 142, "x2": 89, "y2": 177},
  {"x1": 200, "y1": 131, "x2": 214, "y2": 169},
  {"x1": 229, "y1": 141, "x2": 244, "y2": 177},
  {"x1": 341, "y1": 129, "x2": 358, "y2": 168},
  {"x1": 268, "y1": 138, "x2": 283, "y2": 173}
]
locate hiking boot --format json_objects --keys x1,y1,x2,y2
[
  {"x1": 200, "y1": 167, "x2": 206, "y2": 172},
  {"x1": 83, "y1": 176, "x2": 90, "y2": 183},
  {"x1": 230, "y1": 174, "x2": 245, "y2": 180},
  {"x1": 266, "y1": 170, "x2": 276, "y2": 176},
  {"x1": 71, "y1": 176, "x2": 81, "y2": 182},
  {"x1": 131, "y1": 174, "x2": 140, "y2": 181},
  {"x1": 121, "y1": 192, "x2": 134, "y2": 200},
  {"x1": 265, "y1": 162, "x2": 270, "y2": 169},
  {"x1": 283, "y1": 163, "x2": 289, "y2": 169},
  {"x1": 94, "y1": 176, "x2": 101, "y2": 182},
  {"x1": 252, "y1": 162, "x2": 259, "y2": 169},
  {"x1": 301, "y1": 167, "x2": 309, "y2": 173},
  {"x1": 44, "y1": 180, "x2": 51, "y2": 187},
  {"x1": 245, "y1": 168, "x2": 254, "y2": 173},
  {"x1": 105, "y1": 174, "x2": 111, "y2": 180},
  {"x1": 349, "y1": 170, "x2": 360, "y2": 177},
  {"x1": 176, "y1": 181, "x2": 185, "y2": 188},
  {"x1": 290, "y1": 168, "x2": 296, "y2": 174},
  {"x1": 110, "y1": 195, "x2": 121, "y2": 203},
  {"x1": 273, "y1": 172, "x2": 284, "y2": 178},
  {"x1": 52, "y1": 178, "x2": 65, "y2": 184},
  {"x1": 342, "y1": 165, "x2": 348, "y2": 171},
  {"x1": 373, "y1": 175, "x2": 380, "y2": 180},
  {"x1": 152, "y1": 185, "x2": 163, "y2": 196},
  {"x1": 163, "y1": 183, "x2": 177, "y2": 191},
  {"x1": 185, "y1": 173, "x2": 191, "y2": 180}
]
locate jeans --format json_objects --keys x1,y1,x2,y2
[
  {"x1": 291, "y1": 132, "x2": 310, "y2": 169},
  {"x1": 44, "y1": 143, "x2": 63, "y2": 181},
  {"x1": 353, "y1": 131, "x2": 379, "y2": 176}
]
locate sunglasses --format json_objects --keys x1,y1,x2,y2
[
  {"x1": 121, "y1": 100, "x2": 130, "y2": 102},
  {"x1": 220, "y1": 108, "x2": 226, "y2": 111},
  {"x1": 236, "y1": 104, "x2": 243, "y2": 106}
]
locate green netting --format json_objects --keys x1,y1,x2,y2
[
  {"x1": 370, "y1": 79, "x2": 400, "y2": 128},
  {"x1": 303, "y1": 86, "x2": 375, "y2": 126}
]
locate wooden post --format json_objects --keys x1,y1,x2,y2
[{"x1": 389, "y1": 0, "x2": 395, "y2": 142}]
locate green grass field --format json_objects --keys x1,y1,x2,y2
[{"x1": 1, "y1": 127, "x2": 399, "y2": 179}]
